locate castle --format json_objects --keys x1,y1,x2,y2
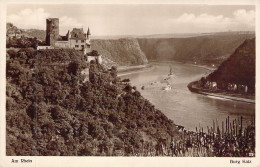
[{"x1": 37, "y1": 18, "x2": 102, "y2": 63}]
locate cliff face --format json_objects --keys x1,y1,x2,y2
[
  {"x1": 91, "y1": 38, "x2": 148, "y2": 66},
  {"x1": 138, "y1": 33, "x2": 255, "y2": 66},
  {"x1": 207, "y1": 38, "x2": 255, "y2": 92}
]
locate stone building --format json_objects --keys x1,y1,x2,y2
[
  {"x1": 45, "y1": 18, "x2": 91, "y2": 52},
  {"x1": 38, "y1": 18, "x2": 102, "y2": 63},
  {"x1": 54, "y1": 27, "x2": 91, "y2": 53}
]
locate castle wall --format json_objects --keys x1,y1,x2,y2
[
  {"x1": 55, "y1": 41, "x2": 69, "y2": 48},
  {"x1": 37, "y1": 45, "x2": 54, "y2": 50}
]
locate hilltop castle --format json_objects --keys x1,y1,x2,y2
[{"x1": 38, "y1": 18, "x2": 102, "y2": 63}]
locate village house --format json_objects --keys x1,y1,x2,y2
[
  {"x1": 227, "y1": 83, "x2": 248, "y2": 93},
  {"x1": 205, "y1": 81, "x2": 217, "y2": 90}
]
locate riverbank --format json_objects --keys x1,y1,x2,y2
[
  {"x1": 149, "y1": 60, "x2": 216, "y2": 73},
  {"x1": 188, "y1": 81, "x2": 255, "y2": 104}
]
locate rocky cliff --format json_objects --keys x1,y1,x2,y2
[{"x1": 91, "y1": 39, "x2": 148, "y2": 66}]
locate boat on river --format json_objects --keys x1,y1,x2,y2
[
  {"x1": 168, "y1": 65, "x2": 174, "y2": 76},
  {"x1": 163, "y1": 84, "x2": 172, "y2": 90}
]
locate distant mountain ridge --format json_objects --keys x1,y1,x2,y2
[
  {"x1": 138, "y1": 33, "x2": 255, "y2": 66},
  {"x1": 18, "y1": 27, "x2": 254, "y2": 40},
  {"x1": 22, "y1": 29, "x2": 46, "y2": 41},
  {"x1": 7, "y1": 24, "x2": 255, "y2": 67},
  {"x1": 7, "y1": 23, "x2": 45, "y2": 40}
]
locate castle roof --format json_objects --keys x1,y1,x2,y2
[{"x1": 70, "y1": 28, "x2": 86, "y2": 40}]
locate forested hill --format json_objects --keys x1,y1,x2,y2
[
  {"x1": 137, "y1": 33, "x2": 255, "y2": 66},
  {"x1": 6, "y1": 48, "x2": 178, "y2": 156},
  {"x1": 7, "y1": 23, "x2": 45, "y2": 40},
  {"x1": 207, "y1": 38, "x2": 255, "y2": 92},
  {"x1": 23, "y1": 29, "x2": 46, "y2": 41}
]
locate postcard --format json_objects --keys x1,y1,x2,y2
[{"x1": 0, "y1": 0, "x2": 259, "y2": 166}]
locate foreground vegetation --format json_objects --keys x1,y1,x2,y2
[
  {"x1": 6, "y1": 48, "x2": 255, "y2": 156},
  {"x1": 6, "y1": 48, "x2": 177, "y2": 156}
]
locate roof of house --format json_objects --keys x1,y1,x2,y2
[{"x1": 70, "y1": 28, "x2": 86, "y2": 40}]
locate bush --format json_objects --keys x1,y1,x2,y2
[{"x1": 6, "y1": 53, "x2": 177, "y2": 156}]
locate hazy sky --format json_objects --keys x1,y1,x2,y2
[{"x1": 7, "y1": 4, "x2": 255, "y2": 36}]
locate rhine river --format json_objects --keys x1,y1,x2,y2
[{"x1": 122, "y1": 62, "x2": 255, "y2": 131}]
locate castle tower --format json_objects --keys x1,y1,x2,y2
[
  {"x1": 87, "y1": 27, "x2": 91, "y2": 40},
  {"x1": 85, "y1": 27, "x2": 91, "y2": 54},
  {"x1": 46, "y1": 18, "x2": 59, "y2": 46}
]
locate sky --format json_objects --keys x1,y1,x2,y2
[{"x1": 7, "y1": 4, "x2": 255, "y2": 36}]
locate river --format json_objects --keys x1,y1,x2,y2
[{"x1": 121, "y1": 62, "x2": 255, "y2": 131}]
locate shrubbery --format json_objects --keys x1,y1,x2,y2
[
  {"x1": 6, "y1": 36, "x2": 45, "y2": 49},
  {"x1": 6, "y1": 48, "x2": 177, "y2": 156}
]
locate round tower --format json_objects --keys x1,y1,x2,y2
[{"x1": 46, "y1": 18, "x2": 59, "y2": 46}]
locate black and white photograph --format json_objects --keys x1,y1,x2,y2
[{"x1": 0, "y1": 0, "x2": 259, "y2": 166}]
